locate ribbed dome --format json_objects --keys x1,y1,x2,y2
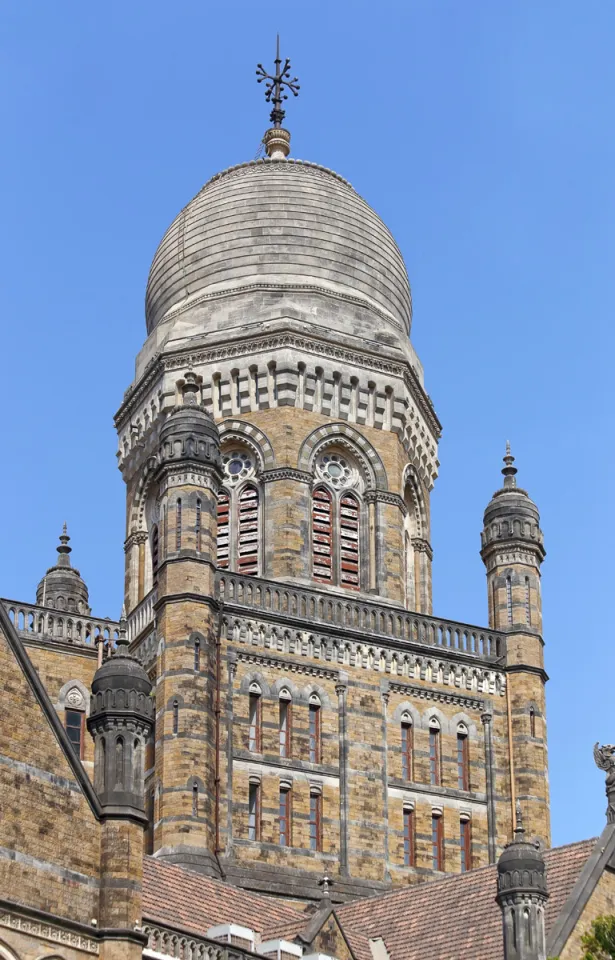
[{"x1": 145, "y1": 158, "x2": 412, "y2": 337}]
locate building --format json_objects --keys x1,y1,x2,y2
[{"x1": 0, "y1": 49, "x2": 613, "y2": 960}]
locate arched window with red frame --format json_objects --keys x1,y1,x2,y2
[
  {"x1": 339, "y1": 492, "x2": 360, "y2": 589},
  {"x1": 237, "y1": 483, "x2": 259, "y2": 576},
  {"x1": 312, "y1": 486, "x2": 333, "y2": 583},
  {"x1": 216, "y1": 491, "x2": 230, "y2": 568}
]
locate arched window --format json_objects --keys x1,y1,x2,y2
[
  {"x1": 340, "y1": 493, "x2": 360, "y2": 588},
  {"x1": 115, "y1": 737, "x2": 125, "y2": 790},
  {"x1": 309, "y1": 694, "x2": 321, "y2": 764},
  {"x1": 194, "y1": 638, "x2": 201, "y2": 673},
  {"x1": 432, "y1": 811, "x2": 444, "y2": 870},
  {"x1": 401, "y1": 713, "x2": 413, "y2": 781},
  {"x1": 529, "y1": 706, "x2": 536, "y2": 739},
  {"x1": 65, "y1": 708, "x2": 85, "y2": 759},
  {"x1": 175, "y1": 498, "x2": 182, "y2": 551},
  {"x1": 506, "y1": 576, "x2": 513, "y2": 624},
  {"x1": 525, "y1": 577, "x2": 531, "y2": 625},
  {"x1": 309, "y1": 788, "x2": 322, "y2": 851},
  {"x1": 249, "y1": 778, "x2": 261, "y2": 840},
  {"x1": 216, "y1": 447, "x2": 262, "y2": 575},
  {"x1": 216, "y1": 491, "x2": 230, "y2": 567},
  {"x1": 457, "y1": 723, "x2": 469, "y2": 791},
  {"x1": 429, "y1": 718, "x2": 441, "y2": 786},
  {"x1": 151, "y1": 525, "x2": 159, "y2": 581},
  {"x1": 172, "y1": 699, "x2": 179, "y2": 735},
  {"x1": 238, "y1": 484, "x2": 259, "y2": 575},
  {"x1": 279, "y1": 689, "x2": 292, "y2": 758},
  {"x1": 192, "y1": 780, "x2": 199, "y2": 817},
  {"x1": 312, "y1": 486, "x2": 333, "y2": 583},
  {"x1": 460, "y1": 816, "x2": 472, "y2": 872},
  {"x1": 249, "y1": 683, "x2": 262, "y2": 753},
  {"x1": 403, "y1": 804, "x2": 415, "y2": 866}
]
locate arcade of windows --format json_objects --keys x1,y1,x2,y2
[{"x1": 244, "y1": 691, "x2": 473, "y2": 869}]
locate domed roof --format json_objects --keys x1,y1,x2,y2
[
  {"x1": 145, "y1": 158, "x2": 411, "y2": 337},
  {"x1": 36, "y1": 525, "x2": 90, "y2": 614}
]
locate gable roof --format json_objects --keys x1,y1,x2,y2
[
  {"x1": 143, "y1": 858, "x2": 306, "y2": 936},
  {"x1": 0, "y1": 600, "x2": 101, "y2": 818},
  {"x1": 333, "y1": 839, "x2": 597, "y2": 960}
]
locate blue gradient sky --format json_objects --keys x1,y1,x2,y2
[{"x1": 0, "y1": 1, "x2": 613, "y2": 846}]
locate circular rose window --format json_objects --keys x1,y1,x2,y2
[
  {"x1": 222, "y1": 450, "x2": 254, "y2": 484},
  {"x1": 316, "y1": 453, "x2": 353, "y2": 488}
]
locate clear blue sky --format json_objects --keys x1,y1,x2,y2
[{"x1": 1, "y1": 1, "x2": 613, "y2": 847}]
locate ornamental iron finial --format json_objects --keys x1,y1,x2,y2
[
  {"x1": 256, "y1": 35, "x2": 300, "y2": 128},
  {"x1": 502, "y1": 442, "x2": 517, "y2": 489},
  {"x1": 594, "y1": 743, "x2": 615, "y2": 823}
]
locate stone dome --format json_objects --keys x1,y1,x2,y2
[{"x1": 145, "y1": 158, "x2": 412, "y2": 338}]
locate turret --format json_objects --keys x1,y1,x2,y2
[
  {"x1": 481, "y1": 447, "x2": 550, "y2": 845},
  {"x1": 496, "y1": 802, "x2": 548, "y2": 960},
  {"x1": 36, "y1": 524, "x2": 90, "y2": 614},
  {"x1": 88, "y1": 613, "x2": 154, "y2": 960},
  {"x1": 151, "y1": 371, "x2": 223, "y2": 874}
]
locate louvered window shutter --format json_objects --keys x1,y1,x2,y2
[
  {"x1": 340, "y1": 494, "x2": 360, "y2": 589},
  {"x1": 312, "y1": 487, "x2": 333, "y2": 583},
  {"x1": 237, "y1": 484, "x2": 259, "y2": 575},
  {"x1": 216, "y1": 492, "x2": 230, "y2": 568}
]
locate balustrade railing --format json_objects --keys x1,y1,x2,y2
[
  {"x1": 127, "y1": 587, "x2": 158, "y2": 642},
  {"x1": 2, "y1": 598, "x2": 119, "y2": 649},
  {"x1": 143, "y1": 923, "x2": 235, "y2": 960},
  {"x1": 216, "y1": 572, "x2": 505, "y2": 661}
]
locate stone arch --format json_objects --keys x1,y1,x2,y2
[
  {"x1": 402, "y1": 463, "x2": 427, "y2": 539},
  {"x1": 128, "y1": 454, "x2": 160, "y2": 533},
  {"x1": 421, "y1": 705, "x2": 448, "y2": 733},
  {"x1": 392, "y1": 700, "x2": 421, "y2": 726},
  {"x1": 219, "y1": 420, "x2": 275, "y2": 471},
  {"x1": 0, "y1": 940, "x2": 21, "y2": 960},
  {"x1": 270, "y1": 676, "x2": 301, "y2": 701},
  {"x1": 57, "y1": 678, "x2": 90, "y2": 714},
  {"x1": 298, "y1": 423, "x2": 388, "y2": 491},
  {"x1": 450, "y1": 710, "x2": 479, "y2": 739},
  {"x1": 299, "y1": 682, "x2": 332, "y2": 710},
  {"x1": 239, "y1": 671, "x2": 272, "y2": 697}
]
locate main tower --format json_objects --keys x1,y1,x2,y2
[{"x1": 115, "y1": 45, "x2": 547, "y2": 898}]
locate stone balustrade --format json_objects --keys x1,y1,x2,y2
[
  {"x1": 217, "y1": 572, "x2": 505, "y2": 663},
  {"x1": 143, "y1": 923, "x2": 239, "y2": 960},
  {"x1": 2, "y1": 598, "x2": 119, "y2": 649},
  {"x1": 127, "y1": 586, "x2": 158, "y2": 642}
]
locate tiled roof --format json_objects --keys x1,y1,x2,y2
[
  {"x1": 334, "y1": 839, "x2": 596, "y2": 960},
  {"x1": 143, "y1": 858, "x2": 305, "y2": 937}
]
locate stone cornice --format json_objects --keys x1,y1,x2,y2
[
  {"x1": 364, "y1": 490, "x2": 406, "y2": 511},
  {"x1": 233, "y1": 647, "x2": 341, "y2": 680},
  {"x1": 388, "y1": 680, "x2": 486, "y2": 712},
  {"x1": 0, "y1": 900, "x2": 99, "y2": 954},
  {"x1": 116, "y1": 330, "x2": 441, "y2": 441},
  {"x1": 261, "y1": 467, "x2": 313, "y2": 484}
]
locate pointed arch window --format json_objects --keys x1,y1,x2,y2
[
  {"x1": 151, "y1": 525, "x2": 159, "y2": 582},
  {"x1": 238, "y1": 484, "x2": 260, "y2": 575},
  {"x1": 308, "y1": 694, "x2": 321, "y2": 764},
  {"x1": 249, "y1": 683, "x2": 262, "y2": 753},
  {"x1": 279, "y1": 689, "x2": 292, "y2": 759},
  {"x1": 457, "y1": 723, "x2": 470, "y2": 791},
  {"x1": 401, "y1": 713, "x2": 413, "y2": 781},
  {"x1": 216, "y1": 492, "x2": 230, "y2": 568},
  {"x1": 429, "y1": 718, "x2": 441, "y2": 786},
  {"x1": 311, "y1": 482, "x2": 363, "y2": 591}
]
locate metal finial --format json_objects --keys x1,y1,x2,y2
[
  {"x1": 514, "y1": 798, "x2": 524, "y2": 836},
  {"x1": 117, "y1": 604, "x2": 129, "y2": 649},
  {"x1": 502, "y1": 442, "x2": 517, "y2": 489},
  {"x1": 318, "y1": 874, "x2": 333, "y2": 898},
  {"x1": 256, "y1": 35, "x2": 300, "y2": 129},
  {"x1": 57, "y1": 523, "x2": 72, "y2": 559}
]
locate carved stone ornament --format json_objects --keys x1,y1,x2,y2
[
  {"x1": 594, "y1": 742, "x2": 615, "y2": 823},
  {"x1": 65, "y1": 686, "x2": 85, "y2": 709}
]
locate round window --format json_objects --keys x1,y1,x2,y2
[
  {"x1": 222, "y1": 450, "x2": 255, "y2": 484},
  {"x1": 316, "y1": 453, "x2": 353, "y2": 488}
]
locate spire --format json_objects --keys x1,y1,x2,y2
[
  {"x1": 514, "y1": 798, "x2": 524, "y2": 837},
  {"x1": 56, "y1": 522, "x2": 72, "y2": 567},
  {"x1": 256, "y1": 36, "x2": 300, "y2": 159},
  {"x1": 502, "y1": 442, "x2": 518, "y2": 489},
  {"x1": 117, "y1": 604, "x2": 129, "y2": 649}
]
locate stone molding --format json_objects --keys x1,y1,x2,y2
[
  {"x1": 158, "y1": 466, "x2": 220, "y2": 493},
  {"x1": 233, "y1": 647, "x2": 341, "y2": 681},
  {"x1": 298, "y1": 422, "x2": 388, "y2": 491},
  {"x1": 219, "y1": 420, "x2": 275, "y2": 471},
  {"x1": 261, "y1": 467, "x2": 313, "y2": 484},
  {"x1": 364, "y1": 490, "x2": 406, "y2": 511},
  {"x1": 0, "y1": 908, "x2": 99, "y2": 954},
  {"x1": 143, "y1": 922, "x2": 227, "y2": 960},
  {"x1": 388, "y1": 680, "x2": 486, "y2": 712}
]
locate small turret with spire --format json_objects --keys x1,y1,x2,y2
[
  {"x1": 36, "y1": 524, "x2": 91, "y2": 614},
  {"x1": 497, "y1": 800, "x2": 548, "y2": 960}
]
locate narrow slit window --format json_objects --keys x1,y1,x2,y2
[
  {"x1": 248, "y1": 782, "x2": 261, "y2": 841},
  {"x1": 339, "y1": 493, "x2": 360, "y2": 589},
  {"x1": 530, "y1": 707, "x2": 536, "y2": 739},
  {"x1": 525, "y1": 577, "x2": 531, "y2": 625},
  {"x1": 457, "y1": 728, "x2": 469, "y2": 791},
  {"x1": 249, "y1": 692, "x2": 262, "y2": 752},
  {"x1": 429, "y1": 723, "x2": 441, "y2": 786},
  {"x1": 403, "y1": 808, "x2": 415, "y2": 866},
  {"x1": 432, "y1": 813, "x2": 444, "y2": 871},
  {"x1": 175, "y1": 498, "x2": 182, "y2": 551},
  {"x1": 279, "y1": 787, "x2": 291, "y2": 846},
  {"x1": 312, "y1": 487, "x2": 333, "y2": 583},
  {"x1": 309, "y1": 793, "x2": 322, "y2": 851},
  {"x1": 506, "y1": 576, "x2": 513, "y2": 624},
  {"x1": 216, "y1": 492, "x2": 230, "y2": 568},
  {"x1": 196, "y1": 499, "x2": 202, "y2": 552},
  {"x1": 309, "y1": 701, "x2": 321, "y2": 764},
  {"x1": 401, "y1": 718, "x2": 413, "y2": 780},
  {"x1": 194, "y1": 639, "x2": 200, "y2": 673},
  {"x1": 172, "y1": 699, "x2": 179, "y2": 735},
  {"x1": 237, "y1": 484, "x2": 259, "y2": 576},
  {"x1": 460, "y1": 818, "x2": 472, "y2": 872},
  {"x1": 151, "y1": 525, "x2": 159, "y2": 581},
  {"x1": 279, "y1": 695, "x2": 292, "y2": 758},
  {"x1": 192, "y1": 781, "x2": 199, "y2": 817},
  {"x1": 65, "y1": 709, "x2": 84, "y2": 758}
]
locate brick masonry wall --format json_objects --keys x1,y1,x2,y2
[
  {"x1": 0, "y1": 624, "x2": 101, "y2": 925},
  {"x1": 560, "y1": 868, "x2": 615, "y2": 960}
]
